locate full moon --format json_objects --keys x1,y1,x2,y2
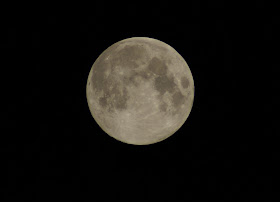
[{"x1": 86, "y1": 37, "x2": 194, "y2": 145}]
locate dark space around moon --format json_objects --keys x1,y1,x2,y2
[{"x1": 4, "y1": 4, "x2": 272, "y2": 201}]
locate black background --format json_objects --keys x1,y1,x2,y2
[{"x1": 2, "y1": 1, "x2": 278, "y2": 201}]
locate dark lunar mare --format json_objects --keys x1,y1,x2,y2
[{"x1": 181, "y1": 76, "x2": 190, "y2": 89}]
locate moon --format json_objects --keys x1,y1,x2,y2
[{"x1": 86, "y1": 37, "x2": 194, "y2": 145}]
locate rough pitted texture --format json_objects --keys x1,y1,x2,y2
[
  {"x1": 86, "y1": 37, "x2": 194, "y2": 145},
  {"x1": 148, "y1": 57, "x2": 168, "y2": 75},
  {"x1": 181, "y1": 76, "x2": 190, "y2": 89}
]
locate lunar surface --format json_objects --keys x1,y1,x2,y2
[{"x1": 86, "y1": 37, "x2": 194, "y2": 145}]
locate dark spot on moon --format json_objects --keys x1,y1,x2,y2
[
  {"x1": 128, "y1": 75, "x2": 140, "y2": 87},
  {"x1": 181, "y1": 76, "x2": 189, "y2": 89},
  {"x1": 113, "y1": 87, "x2": 129, "y2": 110},
  {"x1": 137, "y1": 70, "x2": 150, "y2": 80},
  {"x1": 99, "y1": 96, "x2": 108, "y2": 108},
  {"x1": 98, "y1": 85, "x2": 129, "y2": 112},
  {"x1": 91, "y1": 59, "x2": 130, "y2": 111},
  {"x1": 172, "y1": 90, "x2": 185, "y2": 107},
  {"x1": 154, "y1": 75, "x2": 176, "y2": 96},
  {"x1": 147, "y1": 57, "x2": 168, "y2": 75},
  {"x1": 125, "y1": 70, "x2": 151, "y2": 87},
  {"x1": 159, "y1": 102, "x2": 168, "y2": 112}
]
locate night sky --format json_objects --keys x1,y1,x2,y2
[{"x1": 2, "y1": 1, "x2": 276, "y2": 201}]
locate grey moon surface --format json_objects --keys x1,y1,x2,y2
[{"x1": 86, "y1": 37, "x2": 194, "y2": 145}]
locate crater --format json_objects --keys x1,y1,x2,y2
[
  {"x1": 154, "y1": 74, "x2": 176, "y2": 96},
  {"x1": 99, "y1": 96, "x2": 108, "y2": 108},
  {"x1": 97, "y1": 84, "x2": 130, "y2": 113},
  {"x1": 125, "y1": 69, "x2": 151, "y2": 87},
  {"x1": 172, "y1": 90, "x2": 185, "y2": 107},
  {"x1": 181, "y1": 76, "x2": 190, "y2": 89},
  {"x1": 147, "y1": 57, "x2": 168, "y2": 75},
  {"x1": 159, "y1": 102, "x2": 168, "y2": 112},
  {"x1": 113, "y1": 87, "x2": 129, "y2": 110}
]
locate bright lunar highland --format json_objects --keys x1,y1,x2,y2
[{"x1": 86, "y1": 37, "x2": 194, "y2": 145}]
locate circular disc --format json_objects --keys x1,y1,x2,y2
[{"x1": 86, "y1": 37, "x2": 194, "y2": 145}]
